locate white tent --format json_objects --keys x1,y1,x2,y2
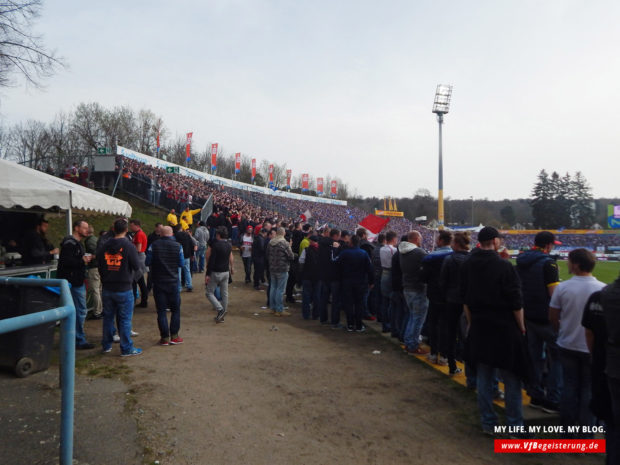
[{"x1": 0, "y1": 159, "x2": 132, "y2": 221}]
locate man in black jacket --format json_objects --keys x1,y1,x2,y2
[
  {"x1": 97, "y1": 218, "x2": 142, "y2": 357},
  {"x1": 57, "y1": 219, "x2": 94, "y2": 350},
  {"x1": 516, "y1": 231, "x2": 561, "y2": 413},
  {"x1": 174, "y1": 225, "x2": 195, "y2": 292},
  {"x1": 318, "y1": 228, "x2": 342, "y2": 328},
  {"x1": 21, "y1": 218, "x2": 58, "y2": 265},
  {"x1": 252, "y1": 228, "x2": 267, "y2": 290},
  {"x1": 460, "y1": 226, "x2": 526, "y2": 435},
  {"x1": 300, "y1": 235, "x2": 321, "y2": 320},
  {"x1": 146, "y1": 226, "x2": 185, "y2": 345}
]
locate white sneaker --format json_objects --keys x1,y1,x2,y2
[
  {"x1": 113, "y1": 334, "x2": 120, "y2": 343},
  {"x1": 131, "y1": 330, "x2": 139, "y2": 337}
]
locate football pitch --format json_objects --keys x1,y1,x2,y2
[
  {"x1": 557, "y1": 259, "x2": 620, "y2": 284},
  {"x1": 511, "y1": 259, "x2": 620, "y2": 284}
]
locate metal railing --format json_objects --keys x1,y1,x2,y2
[{"x1": 0, "y1": 277, "x2": 76, "y2": 465}]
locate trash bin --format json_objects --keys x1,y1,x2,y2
[{"x1": 0, "y1": 283, "x2": 60, "y2": 377}]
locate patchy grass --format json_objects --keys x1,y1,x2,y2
[{"x1": 45, "y1": 191, "x2": 167, "y2": 247}]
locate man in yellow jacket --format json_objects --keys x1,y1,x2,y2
[
  {"x1": 167, "y1": 209, "x2": 178, "y2": 226},
  {"x1": 181, "y1": 207, "x2": 201, "y2": 229}
]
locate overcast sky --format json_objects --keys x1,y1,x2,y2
[{"x1": 1, "y1": 0, "x2": 619, "y2": 200}]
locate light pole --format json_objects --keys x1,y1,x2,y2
[{"x1": 432, "y1": 84, "x2": 453, "y2": 230}]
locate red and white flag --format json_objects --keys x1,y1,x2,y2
[
  {"x1": 358, "y1": 214, "x2": 390, "y2": 241},
  {"x1": 300, "y1": 209, "x2": 312, "y2": 222}
]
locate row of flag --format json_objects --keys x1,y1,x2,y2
[{"x1": 156, "y1": 129, "x2": 338, "y2": 195}]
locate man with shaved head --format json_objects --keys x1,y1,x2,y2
[
  {"x1": 146, "y1": 225, "x2": 185, "y2": 345},
  {"x1": 400, "y1": 230, "x2": 429, "y2": 355}
]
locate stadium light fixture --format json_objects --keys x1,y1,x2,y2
[{"x1": 432, "y1": 84, "x2": 453, "y2": 230}]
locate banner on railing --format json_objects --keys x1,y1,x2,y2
[
  {"x1": 235, "y1": 153, "x2": 241, "y2": 174},
  {"x1": 116, "y1": 146, "x2": 347, "y2": 206}
]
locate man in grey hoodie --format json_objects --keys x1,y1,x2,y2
[
  {"x1": 399, "y1": 231, "x2": 428, "y2": 355},
  {"x1": 266, "y1": 227, "x2": 295, "y2": 316}
]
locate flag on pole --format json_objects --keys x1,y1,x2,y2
[
  {"x1": 211, "y1": 143, "x2": 218, "y2": 172},
  {"x1": 301, "y1": 173, "x2": 309, "y2": 191},
  {"x1": 235, "y1": 153, "x2": 241, "y2": 174},
  {"x1": 251, "y1": 158, "x2": 256, "y2": 182},
  {"x1": 358, "y1": 214, "x2": 390, "y2": 241},
  {"x1": 300, "y1": 209, "x2": 312, "y2": 222},
  {"x1": 268, "y1": 164, "x2": 274, "y2": 187},
  {"x1": 185, "y1": 132, "x2": 193, "y2": 162},
  {"x1": 286, "y1": 169, "x2": 292, "y2": 189},
  {"x1": 317, "y1": 177, "x2": 324, "y2": 195},
  {"x1": 330, "y1": 180, "x2": 338, "y2": 197},
  {"x1": 156, "y1": 128, "x2": 160, "y2": 154}
]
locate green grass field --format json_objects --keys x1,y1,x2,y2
[{"x1": 556, "y1": 259, "x2": 619, "y2": 284}]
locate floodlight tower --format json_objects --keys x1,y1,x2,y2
[{"x1": 432, "y1": 84, "x2": 453, "y2": 230}]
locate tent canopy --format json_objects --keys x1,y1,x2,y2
[{"x1": 0, "y1": 159, "x2": 132, "y2": 217}]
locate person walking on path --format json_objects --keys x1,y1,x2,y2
[
  {"x1": 146, "y1": 226, "x2": 185, "y2": 345},
  {"x1": 97, "y1": 218, "x2": 142, "y2": 357},
  {"x1": 266, "y1": 227, "x2": 295, "y2": 316},
  {"x1": 204, "y1": 226, "x2": 234, "y2": 323}
]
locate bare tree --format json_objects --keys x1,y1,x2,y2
[{"x1": 0, "y1": 1, "x2": 64, "y2": 87}]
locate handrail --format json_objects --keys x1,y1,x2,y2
[{"x1": 0, "y1": 277, "x2": 76, "y2": 465}]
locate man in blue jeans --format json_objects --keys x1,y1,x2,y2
[
  {"x1": 459, "y1": 226, "x2": 527, "y2": 435},
  {"x1": 57, "y1": 219, "x2": 95, "y2": 350},
  {"x1": 146, "y1": 226, "x2": 185, "y2": 345},
  {"x1": 399, "y1": 231, "x2": 428, "y2": 354},
  {"x1": 97, "y1": 218, "x2": 142, "y2": 357},
  {"x1": 174, "y1": 225, "x2": 195, "y2": 292},
  {"x1": 550, "y1": 248, "x2": 605, "y2": 434},
  {"x1": 266, "y1": 227, "x2": 294, "y2": 316}
]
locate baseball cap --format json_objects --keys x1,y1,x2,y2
[
  {"x1": 477, "y1": 226, "x2": 501, "y2": 242},
  {"x1": 309, "y1": 235, "x2": 320, "y2": 242}
]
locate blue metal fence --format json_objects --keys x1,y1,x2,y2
[{"x1": 0, "y1": 277, "x2": 76, "y2": 465}]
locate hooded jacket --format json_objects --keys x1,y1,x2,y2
[
  {"x1": 421, "y1": 246, "x2": 453, "y2": 302},
  {"x1": 266, "y1": 236, "x2": 294, "y2": 273},
  {"x1": 398, "y1": 241, "x2": 427, "y2": 293},
  {"x1": 515, "y1": 249, "x2": 557, "y2": 323},
  {"x1": 96, "y1": 236, "x2": 140, "y2": 292}
]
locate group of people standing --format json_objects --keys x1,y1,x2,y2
[{"x1": 51, "y1": 210, "x2": 620, "y2": 460}]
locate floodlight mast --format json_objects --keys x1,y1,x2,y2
[{"x1": 432, "y1": 84, "x2": 452, "y2": 230}]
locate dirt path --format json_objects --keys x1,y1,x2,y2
[{"x1": 57, "y1": 255, "x2": 602, "y2": 465}]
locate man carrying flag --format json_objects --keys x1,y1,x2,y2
[{"x1": 300, "y1": 210, "x2": 312, "y2": 222}]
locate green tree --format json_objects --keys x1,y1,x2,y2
[
  {"x1": 570, "y1": 171, "x2": 595, "y2": 228},
  {"x1": 500, "y1": 205, "x2": 516, "y2": 227},
  {"x1": 530, "y1": 169, "x2": 554, "y2": 228}
]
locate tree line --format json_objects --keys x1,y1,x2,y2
[{"x1": 0, "y1": 102, "x2": 350, "y2": 199}]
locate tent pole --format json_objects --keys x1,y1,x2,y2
[{"x1": 66, "y1": 191, "x2": 73, "y2": 235}]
